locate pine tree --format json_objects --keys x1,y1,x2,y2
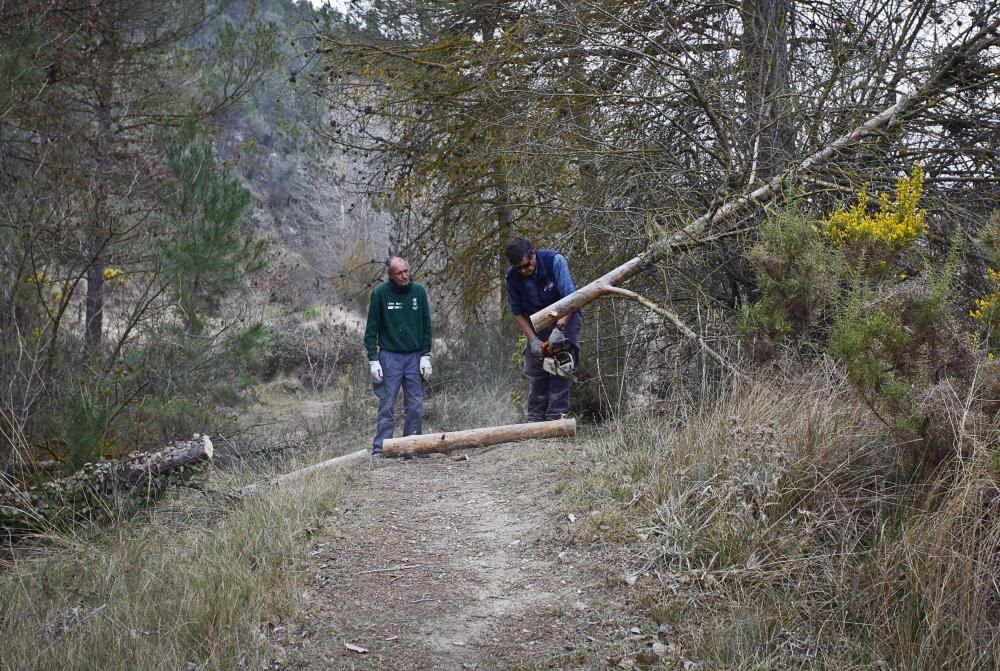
[{"x1": 159, "y1": 120, "x2": 267, "y2": 336}]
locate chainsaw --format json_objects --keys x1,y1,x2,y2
[{"x1": 540, "y1": 337, "x2": 577, "y2": 383}]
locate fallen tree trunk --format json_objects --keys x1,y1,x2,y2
[
  {"x1": 235, "y1": 420, "x2": 576, "y2": 496},
  {"x1": 1, "y1": 434, "x2": 214, "y2": 535},
  {"x1": 122, "y1": 434, "x2": 214, "y2": 482},
  {"x1": 530, "y1": 20, "x2": 1000, "y2": 333},
  {"x1": 383, "y1": 418, "x2": 576, "y2": 457},
  {"x1": 233, "y1": 448, "x2": 369, "y2": 497}
]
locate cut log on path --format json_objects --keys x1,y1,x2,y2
[
  {"x1": 234, "y1": 420, "x2": 575, "y2": 497},
  {"x1": 233, "y1": 448, "x2": 369, "y2": 497},
  {"x1": 383, "y1": 418, "x2": 576, "y2": 457}
]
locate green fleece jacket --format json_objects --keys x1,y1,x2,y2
[{"x1": 363, "y1": 281, "x2": 432, "y2": 360}]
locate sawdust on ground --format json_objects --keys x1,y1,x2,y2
[{"x1": 269, "y1": 441, "x2": 644, "y2": 670}]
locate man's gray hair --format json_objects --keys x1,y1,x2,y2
[{"x1": 386, "y1": 255, "x2": 408, "y2": 269}]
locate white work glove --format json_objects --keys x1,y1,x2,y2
[
  {"x1": 369, "y1": 360, "x2": 383, "y2": 384},
  {"x1": 419, "y1": 355, "x2": 432, "y2": 380}
]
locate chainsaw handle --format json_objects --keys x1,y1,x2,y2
[{"x1": 540, "y1": 339, "x2": 569, "y2": 357}]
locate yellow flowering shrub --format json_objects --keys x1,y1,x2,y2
[
  {"x1": 971, "y1": 268, "x2": 1000, "y2": 336},
  {"x1": 823, "y1": 165, "x2": 926, "y2": 252},
  {"x1": 103, "y1": 266, "x2": 128, "y2": 286}
]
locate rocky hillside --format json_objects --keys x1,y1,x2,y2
[{"x1": 215, "y1": 0, "x2": 392, "y2": 316}]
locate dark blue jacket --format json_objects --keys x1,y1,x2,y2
[{"x1": 505, "y1": 249, "x2": 576, "y2": 317}]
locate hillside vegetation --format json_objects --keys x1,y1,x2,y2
[{"x1": 2, "y1": 362, "x2": 996, "y2": 669}]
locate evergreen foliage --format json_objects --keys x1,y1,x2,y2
[
  {"x1": 62, "y1": 384, "x2": 116, "y2": 470},
  {"x1": 742, "y1": 205, "x2": 838, "y2": 346},
  {"x1": 160, "y1": 120, "x2": 268, "y2": 336},
  {"x1": 0, "y1": 1, "x2": 280, "y2": 469}
]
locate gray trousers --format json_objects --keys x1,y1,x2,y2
[
  {"x1": 524, "y1": 311, "x2": 582, "y2": 422},
  {"x1": 372, "y1": 350, "x2": 423, "y2": 453}
]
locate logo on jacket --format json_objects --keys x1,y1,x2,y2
[
  {"x1": 412, "y1": 298, "x2": 419, "y2": 310},
  {"x1": 544, "y1": 281, "x2": 555, "y2": 292}
]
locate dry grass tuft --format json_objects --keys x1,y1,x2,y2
[{"x1": 420, "y1": 325, "x2": 523, "y2": 432}]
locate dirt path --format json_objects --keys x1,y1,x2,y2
[{"x1": 270, "y1": 441, "x2": 636, "y2": 670}]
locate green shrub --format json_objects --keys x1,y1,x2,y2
[
  {"x1": 742, "y1": 178, "x2": 994, "y2": 472},
  {"x1": 826, "y1": 245, "x2": 971, "y2": 451},
  {"x1": 741, "y1": 205, "x2": 838, "y2": 348}
]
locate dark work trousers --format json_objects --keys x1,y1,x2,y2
[
  {"x1": 524, "y1": 311, "x2": 582, "y2": 422},
  {"x1": 372, "y1": 350, "x2": 423, "y2": 453}
]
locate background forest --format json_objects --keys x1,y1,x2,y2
[{"x1": 2, "y1": 0, "x2": 1000, "y2": 669}]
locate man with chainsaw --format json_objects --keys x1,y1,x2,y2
[
  {"x1": 364, "y1": 255, "x2": 433, "y2": 457},
  {"x1": 504, "y1": 238, "x2": 582, "y2": 422}
]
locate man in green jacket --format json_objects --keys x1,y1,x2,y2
[{"x1": 363, "y1": 255, "x2": 433, "y2": 457}]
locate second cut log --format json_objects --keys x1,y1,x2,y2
[{"x1": 382, "y1": 418, "x2": 576, "y2": 457}]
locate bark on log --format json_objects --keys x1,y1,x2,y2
[
  {"x1": 233, "y1": 448, "x2": 369, "y2": 497},
  {"x1": 530, "y1": 20, "x2": 1000, "y2": 333},
  {"x1": 31, "y1": 435, "x2": 212, "y2": 496},
  {"x1": 121, "y1": 434, "x2": 214, "y2": 483},
  {"x1": 1, "y1": 435, "x2": 215, "y2": 534},
  {"x1": 383, "y1": 418, "x2": 576, "y2": 457}
]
